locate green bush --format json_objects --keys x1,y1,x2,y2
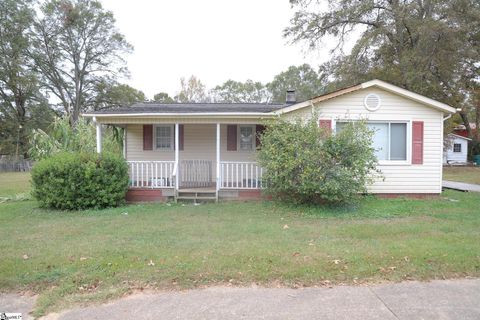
[
  {"x1": 257, "y1": 117, "x2": 380, "y2": 204},
  {"x1": 31, "y1": 152, "x2": 129, "y2": 210}
]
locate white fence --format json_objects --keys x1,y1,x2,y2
[
  {"x1": 220, "y1": 161, "x2": 264, "y2": 189},
  {"x1": 128, "y1": 161, "x2": 175, "y2": 188}
]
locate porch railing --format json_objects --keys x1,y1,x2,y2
[
  {"x1": 128, "y1": 161, "x2": 176, "y2": 188},
  {"x1": 220, "y1": 161, "x2": 264, "y2": 189}
]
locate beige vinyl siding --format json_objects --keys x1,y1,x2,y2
[
  {"x1": 126, "y1": 124, "x2": 257, "y2": 182},
  {"x1": 284, "y1": 87, "x2": 444, "y2": 194}
]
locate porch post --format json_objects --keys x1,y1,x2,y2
[
  {"x1": 216, "y1": 123, "x2": 220, "y2": 191},
  {"x1": 175, "y1": 123, "x2": 179, "y2": 189},
  {"x1": 94, "y1": 117, "x2": 102, "y2": 153}
]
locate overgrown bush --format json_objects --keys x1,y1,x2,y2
[
  {"x1": 257, "y1": 117, "x2": 379, "y2": 204},
  {"x1": 29, "y1": 117, "x2": 122, "y2": 160},
  {"x1": 31, "y1": 152, "x2": 129, "y2": 210}
]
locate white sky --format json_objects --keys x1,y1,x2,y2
[{"x1": 100, "y1": 0, "x2": 332, "y2": 99}]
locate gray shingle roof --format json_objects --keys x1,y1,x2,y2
[{"x1": 90, "y1": 103, "x2": 286, "y2": 114}]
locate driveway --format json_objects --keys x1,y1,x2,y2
[{"x1": 443, "y1": 180, "x2": 480, "y2": 192}]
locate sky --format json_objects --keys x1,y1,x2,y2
[{"x1": 100, "y1": 0, "x2": 331, "y2": 99}]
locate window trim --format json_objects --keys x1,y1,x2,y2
[
  {"x1": 154, "y1": 124, "x2": 174, "y2": 151},
  {"x1": 334, "y1": 119, "x2": 411, "y2": 165},
  {"x1": 238, "y1": 125, "x2": 255, "y2": 152},
  {"x1": 453, "y1": 143, "x2": 462, "y2": 153}
]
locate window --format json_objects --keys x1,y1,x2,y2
[
  {"x1": 239, "y1": 125, "x2": 254, "y2": 151},
  {"x1": 453, "y1": 143, "x2": 462, "y2": 153},
  {"x1": 336, "y1": 121, "x2": 408, "y2": 161},
  {"x1": 155, "y1": 125, "x2": 173, "y2": 150}
]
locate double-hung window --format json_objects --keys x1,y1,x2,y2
[
  {"x1": 336, "y1": 121, "x2": 408, "y2": 162},
  {"x1": 239, "y1": 125, "x2": 254, "y2": 151},
  {"x1": 155, "y1": 125, "x2": 173, "y2": 150}
]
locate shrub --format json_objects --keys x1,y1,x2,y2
[
  {"x1": 257, "y1": 117, "x2": 379, "y2": 204},
  {"x1": 31, "y1": 152, "x2": 129, "y2": 210}
]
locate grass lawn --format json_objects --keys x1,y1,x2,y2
[
  {"x1": 0, "y1": 172, "x2": 479, "y2": 317},
  {"x1": 443, "y1": 166, "x2": 480, "y2": 184},
  {"x1": 0, "y1": 171, "x2": 31, "y2": 197}
]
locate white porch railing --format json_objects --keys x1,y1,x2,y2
[
  {"x1": 220, "y1": 161, "x2": 264, "y2": 189},
  {"x1": 128, "y1": 161, "x2": 176, "y2": 188}
]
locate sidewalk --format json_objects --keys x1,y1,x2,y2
[{"x1": 2, "y1": 279, "x2": 479, "y2": 319}]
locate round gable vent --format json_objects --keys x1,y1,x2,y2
[{"x1": 364, "y1": 93, "x2": 381, "y2": 111}]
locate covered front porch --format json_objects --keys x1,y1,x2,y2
[{"x1": 95, "y1": 121, "x2": 266, "y2": 202}]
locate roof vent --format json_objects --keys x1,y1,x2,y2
[
  {"x1": 364, "y1": 93, "x2": 381, "y2": 111},
  {"x1": 286, "y1": 90, "x2": 296, "y2": 104}
]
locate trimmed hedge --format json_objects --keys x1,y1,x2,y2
[{"x1": 31, "y1": 152, "x2": 129, "y2": 210}]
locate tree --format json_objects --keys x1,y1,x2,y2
[
  {"x1": 285, "y1": 0, "x2": 480, "y2": 141},
  {"x1": 29, "y1": 0, "x2": 132, "y2": 126},
  {"x1": 92, "y1": 81, "x2": 145, "y2": 110},
  {"x1": 153, "y1": 92, "x2": 175, "y2": 103},
  {"x1": 267, "y1": 64, "x2": 327, "y2": 103},
  {"x1": 0, "y1": 0, "x2": 52, "y2": 158},
  {"x1": 211, "y1": 79, "x2": 270, "y2": 103},
  {"x1": 174, "y1": 76, "x2": 210, "y2": 103}
]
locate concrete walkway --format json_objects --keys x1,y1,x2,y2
[
  {"x1": 13, "y1": 279, "x2": 473, "y2": 320},
  {"x1": 443, "y1": 180, "x2": 480, "y2": 192}
]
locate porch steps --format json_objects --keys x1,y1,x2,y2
[{"x1": 175, "y1": 189, "x2": 218, "y2": 203}]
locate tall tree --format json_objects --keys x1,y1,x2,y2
[
  {"x1": 174, "y1": 76, "x2": 210, "y2": 103},
  {"x1": 211, "y1": 79, "x2": 270, "y2": 103},
  {"x1": 29, "y1": 0, "x2": 132, "y2": 126},
  {"x1": 285, "y1": 0, "x2": 480, "y2": 140},
  {"x1": 153, "y1": 92, "x2": 175, "y2": 103},
  {"x1": 92, "y1": 81, "x2": 145, "y2": 110},
  {"x1": 267, "y1": 64, "x2": 326, "y2": 103},
  {"x1": 0, "y1": 0, "x2": 51, "y2": 157}
]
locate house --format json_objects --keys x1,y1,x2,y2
[
  {"x1": 83, "y1": 79, "x2": 456, "y2": 202},
  {"x1": 443, "y1": 133, "x2": 471, "y2": 164}
]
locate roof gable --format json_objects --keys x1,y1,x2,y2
[{"x1": 274, "y1": 79, "x2": 456, "y2": 115}]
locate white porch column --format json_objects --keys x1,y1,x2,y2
[
  {"x1": 175, "y1": 123, "x2": 179, "y2": 189},
  {"x1": 216, "y1": 123, "x2": 220, "y2": 191},
  {"x1": 94, "y1": 117, "x2": 102, "y2": 153}
]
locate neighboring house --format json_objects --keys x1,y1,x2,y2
[
  {"x1": 83, "y1": 79, "x2": 456, "y2": 202},
  {"x1": 453, "y1": 123, "x2": 476, "y2": 138},
  {"x1": 443, "y1": 133, "x2": 471, "y2": 164}
]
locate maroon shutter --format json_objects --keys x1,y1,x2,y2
[
  {"x1": 143, "y1": 125, "x2": 153, "y2": 150},
  {"x1": 256, "y1": 125, "x2": 265, "y2": 148},
  {"x1": 179, "y1": 124, "x2": 184, "y2": 151},
  {"x1": 227, "y1": 125, "x2": 237, "y2": 151},
  {"x1": 412, "y1": 121, "x2": 424, "y2": 164},
  {"x1": 319, "y1": 119, "x2": 332, "y2": 134}
]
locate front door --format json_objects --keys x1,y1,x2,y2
[{"x1": 179, "y1": 160, "x2": 214, "y2": 188}]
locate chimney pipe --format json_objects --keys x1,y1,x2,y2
[{"x1": 286, "y1": 90, "x2": 296, "y2": 104}]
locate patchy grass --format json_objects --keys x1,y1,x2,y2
[
  {"x1": 0, "y1": 173, "x2": 479, "y2": 316},
  {"x1": 443, "y1": 166, "x2": 480, "y2": 184},
  {"x1": 0, "y1": 172, "x2": 31, "y2": 197}
]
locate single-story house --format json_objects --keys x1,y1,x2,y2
[
  {"x1": 83, "y1": 79, "x2": 456, "y2": 202},
  {"x1": 443, "y1": 133, "x2": 471, "y2": 164}
]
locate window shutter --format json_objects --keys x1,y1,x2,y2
[
  {"x1": 227, "y1": 125, "x2": 237, "y2": 151},
  {"x1": 256, "y1": 125, "x2": 265, "y2": 147},
  {"x1": 143, "y1": 125, "x2": 153, "y2": 150},
  {"x1": 319, "y1": 119, "x2": 332, "y2": 133},
  {"x1": 412, "y1": 121, "x2": 424, "y2": 164},
  {"x1": 179, "y1": 124, "x2": 184, "y2": 151}
]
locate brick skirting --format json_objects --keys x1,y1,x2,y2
[
  {"x1": 126, "y1": 189, "x2": 167, "y2": 202},
  {"x1": 374, "y1": 193, "x2": 439, "y2": 199}
]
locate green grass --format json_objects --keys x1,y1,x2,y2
[
  {"x1": 443, "y1": 166, "x2": 480, "y2": 184},
  {"x1": 0, "y1": 172, "x2": 31, "y2": 197},
  {"x1": 0, "y1": 172, "x2": 479, "y2": 317}
]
